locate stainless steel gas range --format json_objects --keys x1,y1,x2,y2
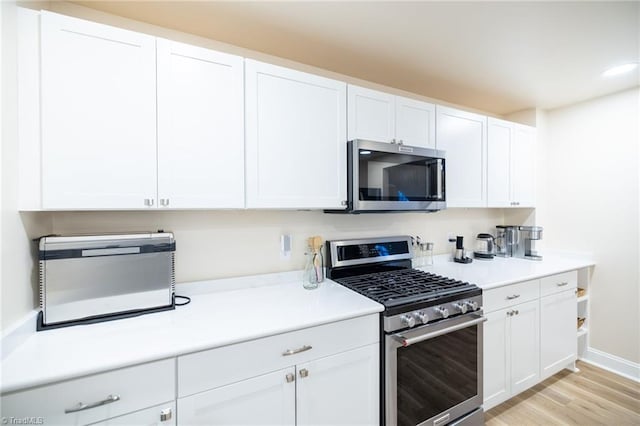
[{"x1": 326, "y1": 236, "x2": 485, "y2": 426}]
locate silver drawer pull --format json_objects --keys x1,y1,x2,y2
[
  {"x1": 506, "y1": 294, "x2": 520, "y2": 300},
  {"x1": 557, "y1": 282, "x2": 569, "y2": 287},
  {"x1": 65, "y1": 394, "x2": 120, "y2": 414},
  {"x1": 285, "y1": 373, "x2": 295, "y2": 383},
  {"x1": 282, "y1": 345, "x2": 312, "y2": 356},
  {"x1": 299, "y1": 368, "x2": 309, "y2": 378}
]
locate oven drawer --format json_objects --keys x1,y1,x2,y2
[
  {"x1": 178, "y1": 314, "x2": 379, "y2": 397},
  {"x1": 0, "y1": 358, "x2": 175, "y2": 426},
  {"x1": 540, "y1": 271, "x2": 577, "y2": 297},
  {"x1": 484, "y1": 279, "x2": 539, "y2": 313}
]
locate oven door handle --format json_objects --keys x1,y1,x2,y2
[{"x1": 393, "y1": 315, "x2": 487, "y2": 347}]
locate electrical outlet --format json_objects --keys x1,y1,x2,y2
[{"x1": 280, "y1": 234, "x2": 292, "y2": 260}]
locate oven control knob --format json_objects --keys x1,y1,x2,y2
[
  {"x1": 465, "y1": 301, "x2": 479, "y2": 311},
  {"x1": 400, "y1": 314, "x2": 416, "y2": 328},
  {"x1": 414, "y1": 311, "x2": 429, "y2": 324},
  {"x1": 453, "y1": 303, "x2": 468, "y2": 314},
  {"x1": 435, "y1": 306, "x2": 449, "y2": 319}
]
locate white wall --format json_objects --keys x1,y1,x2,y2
[
  {"x1": 50, "y1": 209, "x2": 504, "y2": 285},
  {"x1": 1, "y1": 0, "x2": 53, "y2": 333},
  {"x1": 540, "y1": 88, "x2": 639, "y2": 364}
]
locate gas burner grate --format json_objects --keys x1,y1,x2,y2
[{"x1": 335, "y1": 269, "x2": 474, "y2": 307}]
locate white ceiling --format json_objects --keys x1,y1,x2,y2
[{"x1": 72, "y1": 1, "x2": 640, "y2": 115}]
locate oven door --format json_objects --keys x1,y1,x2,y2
[{"x1": 385, "y1": 312, "x2": 486, "y2": 426}]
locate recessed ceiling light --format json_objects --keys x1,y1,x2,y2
[{"x1": 602, "y1": 63, "x2": 638, "y2": 77}]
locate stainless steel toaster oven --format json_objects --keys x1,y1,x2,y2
[{"x1": 37, "y1": 232, "x2": 175, "y2": 330}]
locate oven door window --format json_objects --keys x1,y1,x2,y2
[
  {"x1": 357, "y1": 149, "x2": 444, "y2": 202},
  {"x1": 396, "y1": 326, "x2": 478, "y2": 426}
]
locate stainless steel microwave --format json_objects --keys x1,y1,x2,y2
[
  {"x1": 327, "y1": 139, "x2": 446, "y2": 213},
  {"x1": 37, "y1": 232, "x2": 176, "y2": 330}
]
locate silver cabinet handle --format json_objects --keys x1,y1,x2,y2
[
  {"x1": 282, "y1": 345, "x2": 312, "y2": 356},
  {"x1": 144, "y1": 198, "x2": 155, "y2": 207},
  {"x1": 506, "y1": 294, "x2": 520, "y2": 300},
  {"x1": 160, "y1": 408, "x2": 172, "y2": 422},
  {"x1": 557, "y1": 282, "x2": 569, "y2": 287},
  {"x1": 299, "y1": 368, "x2": 309, "y2": 378},
  {"x1": 64, "y1": 394, "x2": 120, "y2": 414},
  {"x1": 160, "y1": 198, "x2": 170, "y2": 207},
  {"x1": 285, "y1": 373, "x2": 295, "y2": 383}
]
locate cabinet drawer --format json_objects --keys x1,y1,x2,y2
[
  {"x1": 178, "y1": 314, "x2": 379, "y2": 397},
  {"x1": 540, "y1": 271, "x2": 577, "y2": 297},
  {"x1": 484, "y1": 280, "x2": 540, "y2": 313},
  {"x1": 0, "y1": 359, "x2": 175, "y2": 426}
]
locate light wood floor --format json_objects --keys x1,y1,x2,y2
[{"x1": 485, "y1": 361, "x2": 640, "y2": 425}]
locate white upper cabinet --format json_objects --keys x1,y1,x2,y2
[
  {"x1": 40, "y1": 11, "x2": 157, "y2": 209},
  {"x1": 487, "y1": 118, "x2": 513, "y2": 207},
  {"x1": 512, "y1": 125, "x2": 536, "y2": 207},
  {"x1": 347, "y1": 85, "x2": 395, "y2": 143},
  {"x1": 395, "y1": 96, "x2": 436, "y2": 148},
  {"x1": 436, "y1": 106, "x2": 487, "y2": 207},
  {"x1": 487, "y1": 118, "x2": 536, "y2": 208},
  {"x1": 157, "y1": 39, "x2": 244, "y2": 209},
  {"x1": 348, "y1": 85, "x2": 435, "y2": 148},
  {"x1": 245, "y1": 60, "x2": 347, "y2": 209}
]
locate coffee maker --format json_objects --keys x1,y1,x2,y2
[
  {"x1": 515, "y1": 226, "x2": 543, "y2": 260},
  {"x1": 495, "y1": 225, "x2": 518, "y2": 257}
]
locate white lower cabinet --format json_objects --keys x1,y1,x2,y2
[
  {"x1": 483, "y1": 270, "x2": 580, "y2": 411},
  {"x1": 296, "y1": 345, "x2": 379, "y2": 426},
  {"x1": 177, "y1": 315, "x2": 379, "y2": 425},
  {"x1": 540, "y1": 282, "x2": 577, "y2": 379},
  {"x1": 0, "y1": 359, "x2": 175, "y2": 426},
  {"x1": 483, "y1": 300, "x2": 539, "y2": 410},
  {"x1": 177, "y1": 368, "x2": 296, "y2": 425}
]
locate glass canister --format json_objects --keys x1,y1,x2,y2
[
  {"x1": 303, "y1": 236, "x2": 324, "y2": 289},
  {"x1": 417, "y1": 242, "x2": 434, "y2": 266}
]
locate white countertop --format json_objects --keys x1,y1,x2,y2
[
  {"x1": 0, "y1": 253, "x2": 594, "y2": 394},
  {"x1": 418, "y1": 252, "x2": 595, "y2": 289},
  {"x1": 0, "y1": 272, "x2": 383, "y2": 394}
]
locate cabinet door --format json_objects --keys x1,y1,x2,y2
[
  {"x1": 436, "y1": 106, "x2": 487, "y2": 207},
  {"x1": 487, "y1": 118, "x2": 513, "y2": 207},
  {"x1": 347, "y1": 85, "x2": 395, "y2": 142},
  {"x1": 509, "y1": 300, "x2": 540, "y2": 396},
  {"x1": 245, "y1": 60, "x2": 347, "y2": 209},
  {"x1": 178, "y1": 367, "x2": 296, "y2": 425},
  {"x1": 511, "y1": 125, "x2": 536, "y2": 207},
  {"x1": 540, "y1": 289, "x2": 577, "y2": 380},
  {"x1": 89, "y1": 402, "x2": 176, "y2": 426},
  {"x1": 296, "y1": 344, "x2": 379, "y2": 426},
  {"x1": 40, "y1": 11, "x2": 157, "y2": 209},
  {"x1": 395, "y1": 96, "x2": 436, "y2": 149},
  {"x1": 483, "y1": 308, "x2": 510, "y2": 410},
  {"x1": 157, "y1": 40, "x2": 244, "y2": 208}
]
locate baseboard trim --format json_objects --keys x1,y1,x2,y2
[{"x1": 580, "y1": 347, "x2": 640, "y2": 382}]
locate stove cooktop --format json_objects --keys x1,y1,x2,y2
[{"x1": 333, "y1": 268, "x2": 480, "y2": 313}]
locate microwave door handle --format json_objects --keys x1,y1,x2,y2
[
  {"x1": 393, "y1": 315, "x2": 487, "y2": 347},
  {"x1": 437, "y1": 159, "x2": 444, "y2": 199}
]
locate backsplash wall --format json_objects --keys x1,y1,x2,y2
[{"x1": 51, "y1": 209, "x2": 505, "y2": 284}]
